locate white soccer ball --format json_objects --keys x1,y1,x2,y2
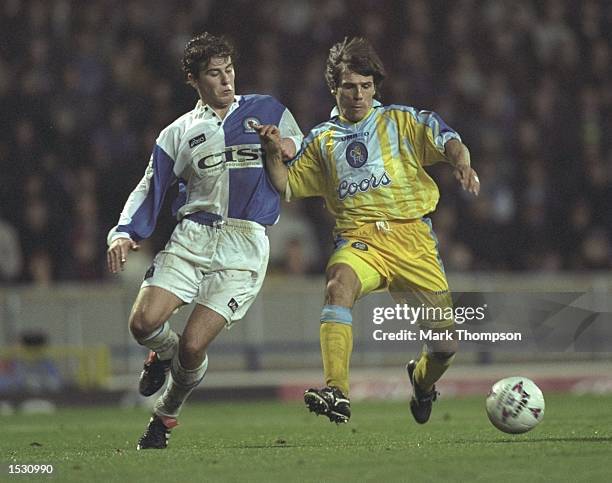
[{"x1": 485, "y1": 376, "x2": 545, "y2": 434}]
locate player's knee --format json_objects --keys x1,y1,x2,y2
[
  {"x1": 179, "y1": 338, "x2": 207, "y2": 368},
  {"x1": 325, "y1": 278, "x2": 343, "y2": 300},
  {"x1": 129, "y1": 308, "x2": 164, "y2": 341},
  {"x1": 325, "y1": 277, "x2": 359, "y2": 307}
]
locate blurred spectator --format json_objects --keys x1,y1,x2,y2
[
  {"x1": 267, "y1": 201, "x2": 321, "y2": 274},
  {"x1": 0, "y1": 213, "x2": 22, "y2": 283},
  {"x1": 1, "y1": 0, "x2": 611, "y2": 283}
]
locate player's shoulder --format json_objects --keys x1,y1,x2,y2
[
  {"x1": 153, "y1": 107, "x2": 200, "y2": 155},
  {"x1": 158, "y1": 109, "x2": 195, "y2": 138},
  {"x1": 236, "y1": 94, "x2": 292, "y2": 126},
  {"x1": 300, "y1": 119, "x2": 335, "y2": 149},
  {"x1": 312, "y1": 118, "x2": 336, "y2": 136},
  {"x1": 380, "y1": 104, "x2": 439, "y2": 127},
  {"x1": 239, "y1": 93, "x2": 285, "y2": 109},
  {"x1": 380, "y1": 104, "x2": 420, "y2": 117}
]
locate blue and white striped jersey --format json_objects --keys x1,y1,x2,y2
[{"x1": 107, "y1": 95, "x2": 302, "y2": 245}]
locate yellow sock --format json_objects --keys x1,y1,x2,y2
[
  {"x1": 414, "y1": 351, "x2": 455, "y2": 393},
  {"x1": 320, "y1": 322, "x2": 353, "y2": 396}
]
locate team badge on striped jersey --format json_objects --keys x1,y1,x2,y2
[
  {"x1": 243, "y1": 117, "x2": 261, "y2": 133},
  {"x1": 346, "y1": 141, "x2": 368, "y2": 168}
]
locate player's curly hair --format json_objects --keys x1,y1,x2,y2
[
  {"x1": 325, "y1": 37, "x2": 386, "y2": 97},
  {"x1": 182, "y1": 32, "x2": 236, "y2": 79}
]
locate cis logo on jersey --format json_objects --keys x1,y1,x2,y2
[
  {"x1": 346, "y1": 141, "x2": 368, "y2": 168},
  {"x1": 243, "y1": 117, "x2": 261, "y2": 133}
]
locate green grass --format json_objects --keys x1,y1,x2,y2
[{"x1": 3, "y1": 395, "x2": 612, "y2": 482}]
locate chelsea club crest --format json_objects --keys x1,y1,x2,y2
[
  {"x1": 346, "y1": 141, "x2": 368, "y2": 168},
  {"x1": 243, "y1": 117, "x2": 261, "y2": 133}
]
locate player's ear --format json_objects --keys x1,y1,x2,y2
[{"x1": 187, "y1": 73, "x2": 197, "y2": 88}]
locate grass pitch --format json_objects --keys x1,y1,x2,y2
[{"x1": 3, "y1": 394, "x2": 612, "y2": 482}]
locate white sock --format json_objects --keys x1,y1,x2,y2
[
  {"x1": 137, "y1": 322, "x2": 179, "y2": 361},
  {"x1": 153, "y1": 354, "x2": 208, "y2": 418}
]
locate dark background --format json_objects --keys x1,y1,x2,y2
[{"x1": 1, "y1": 0, "x2": 610, "y2": 285}]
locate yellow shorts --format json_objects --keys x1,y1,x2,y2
[{"x1": 327, "y1": 218, "x2": 453, "y2": 329}]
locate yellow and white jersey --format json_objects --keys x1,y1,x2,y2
[{"x1": 286, "y1": 104, "x2": 461, "y2": 234}]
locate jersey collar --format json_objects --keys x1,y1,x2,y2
[
  {"x1": 330, "y1": 99, "x2": 382, "y2": 121},
  {"x1": 195, "y1": 95, "x2": 242, "y2": 115}
]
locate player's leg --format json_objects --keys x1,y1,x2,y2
[
  {"x1": 152, "y1": 305, "x2": 225, "y2": 419},
  {"x1": 406, "y1": 288, "x2": 457, "y2": 396},
  {"x1": 305, "y1": 240, "x2": 384, "y2": 423},
  {"x1": 387, "y1": 218, "x2": 457, "y2": 423},
  {"x1": 409, "y1": 218, "x2": 457, "y2": 395},
  {"x1": 138, "y1": 304, "x2": 226, "y2": 450},
  {"x1": 405, "y1": 320, "x2": 457, "y2": 424},
  {"x1": 140, "y1": 223, "x2": 270, "y2": 446},
  {"x1": 128, "y1": 286, "x2": 183, "y2": 396},
  {"x1": 406, "y1": 335, "x2": 456, "y2": 423},
  {"x1": 130, "y1": 245, "x2": 206, "y2": 397},
  {"x1": 320, "y1": 263, "x2": 360, "y2": 395},
  {"x1": 304, "y1": 263, "x2": 359, "y2": 423}
]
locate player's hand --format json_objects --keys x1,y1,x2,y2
[
  {"x1": 251, "y1": 122, "x2": 282, "y2": 158},
  {"x1": 454, "y1": 161, "x2": 480, "y2": 196},
  {"x1": 280, "y1": 138, "x2": 296, "y2": 161},
  {"x1": 107, "y1": 237, "x2": 140, "y2": 273}
]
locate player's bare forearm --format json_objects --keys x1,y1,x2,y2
[
  {"x1": 445, "y1": 139, "x2": 480, "y2": 195},
  {"x1": 252, "y1": 123, "x2": 289, "y2": 195},
  {"x1": 445, "y1": 139, "x2": 470, "y2": 168},
  {"x1": 266, "y1": 150, "x2": 289, "y2": 195}
]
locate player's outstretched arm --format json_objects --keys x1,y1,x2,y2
[
  {"x1": 107, "y1": 237, "x2": 140, "y2": 273},
  {"x1": 252, "y1": 123, "x2": 289, "y2": 195},
  {"x1": 445, "y1": 139, "x2": 480, "y2": 196}
]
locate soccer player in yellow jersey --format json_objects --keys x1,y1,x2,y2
[{"x1": 255, "y1": 37, "x2": 480, "y2": 424}]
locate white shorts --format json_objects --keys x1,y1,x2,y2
[{"x1": 141, "y1": 217, "x2": 269, "y2": 325}]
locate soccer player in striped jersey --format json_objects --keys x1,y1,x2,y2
[
  {"x1": 106, "y1": 32, "x2": 302, "y2": 448},
  {"x1": 255, "y1": 37, "x2": 480, "y2": 424}
]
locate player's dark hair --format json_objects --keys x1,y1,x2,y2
[
  {"x1": 182, "y1": 32, "x2": 236, "y2": 79},
  {"x1": 325, "y1": 37, "x2": 386, "y2": 96}
]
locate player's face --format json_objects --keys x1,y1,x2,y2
[
  {"x1": 334, "y1": 70, "x2": 375, "y2": 123},
  {"x1": 190, "y1": 56, "x2": 236, "y2": 110}
]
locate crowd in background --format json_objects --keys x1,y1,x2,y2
[{"x1": 1, "y1": 0, "x2": 611, "y2": 284}]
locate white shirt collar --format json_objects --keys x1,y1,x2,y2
[{"x1": 196, "y1": 95, "x2": 242, "y2": 114}]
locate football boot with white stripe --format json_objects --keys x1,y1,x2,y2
[
  {"x1": 304, "y1": 386, "x2": 351, "y2": 424},
  {"x1": 136, "y1": 414, "x2": 177, "y2": 450}
]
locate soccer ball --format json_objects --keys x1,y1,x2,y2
[{"x1": 485, "y1": 376, "x2": 545, "y2": 434}]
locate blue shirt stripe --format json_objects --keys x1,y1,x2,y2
[{"x1": 117, "y1": 145, "x2": 176, "y2": 241}]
